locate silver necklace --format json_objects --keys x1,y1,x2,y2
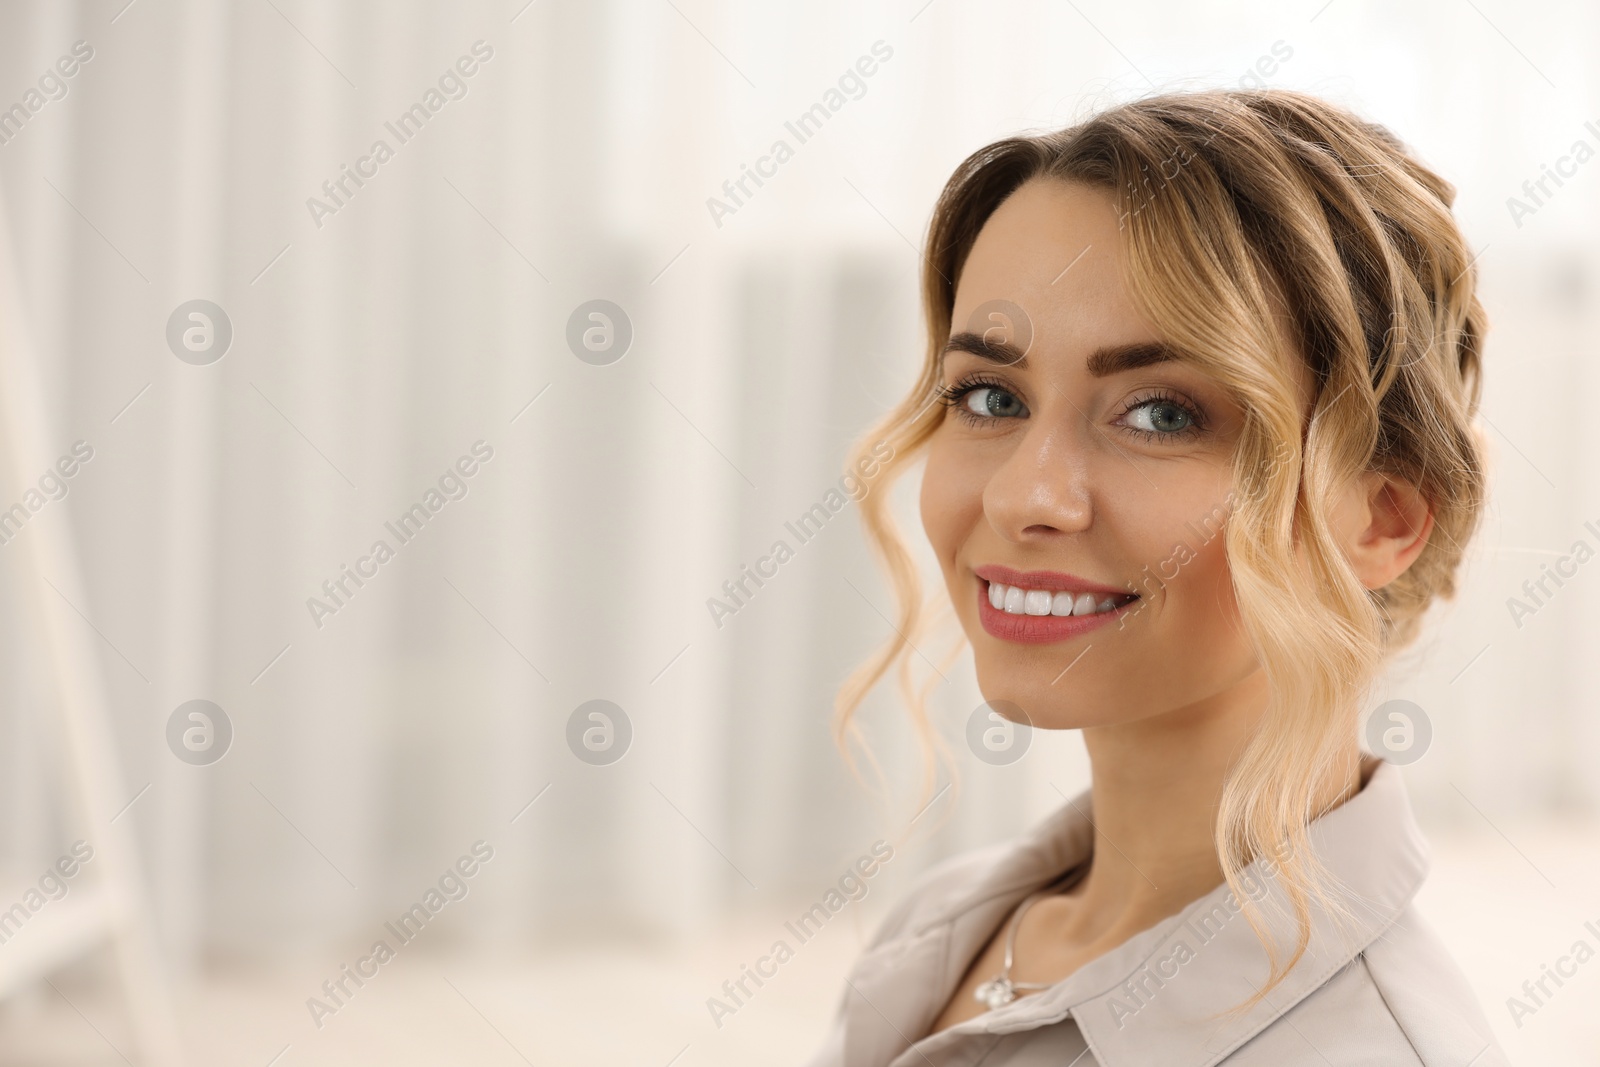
[{"x1": 972, "y1": 888, "x2": 1057, "y2": 1010}]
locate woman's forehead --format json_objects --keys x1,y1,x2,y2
[{"x1": 952, "y1": 179, "x2": 1164, "y2": 366}]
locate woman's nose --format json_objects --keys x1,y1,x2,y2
[{"x1": 981, "y1": 421, "x2": 1092, "y2": 543}]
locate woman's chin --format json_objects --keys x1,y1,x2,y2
[{"x1": 971, "y1": 684, "x2": 1138, "y2": 731}]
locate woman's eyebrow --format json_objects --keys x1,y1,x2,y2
[
  {"x1": 1084, "y1": 340, "x2": 1182, "y2": 377},
  {"x1": 942, "y1": 333, "x2": 1182, "y2": 377},
  {"x1": 942, "y1": 331, "x2": 1028, "y2": 368}
]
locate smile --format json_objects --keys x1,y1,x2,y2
[
  {"x1": 973, "y1": 566, "x2": 1139, "y2": 644},
  {"x1": 986, "y1": 582, "x2": 1129, "y2": 617}
]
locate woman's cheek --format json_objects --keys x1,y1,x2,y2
[
  {"x1": 919, "y1": 437, "x2": 977, "y2": 570},
  {"x1": 1164, "y1": 519, "x2": 1248, "y2": 654}
]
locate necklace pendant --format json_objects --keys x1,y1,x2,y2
[{"x1": 974, "y1": 976, "x2": 1017, "y2": 1010}]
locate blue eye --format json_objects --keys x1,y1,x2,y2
[
  {"x1": 963, "y1": 386, "x2": 1026, "y2": 419},
  {"x1": 938, "y1": 377, "x2": 1029, "y2": 422},
  {"x1": 1125, "y1": 399, "x2": 1192, "y2": 434},
  {"x1": 1117, "y1": 392, "x2": 1205, "y2": 441}
]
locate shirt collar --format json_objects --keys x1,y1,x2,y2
[{"x1": 839, "y1": 759, "x2": 1429, "y2": 1067}]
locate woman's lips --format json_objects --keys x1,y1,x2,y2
[
  {"x1": 973, "y1": 564, "x2": 1131, "y2": 598},
  {"x1": 974, "y1": 574, "x2": 1139, "y2": 644}
]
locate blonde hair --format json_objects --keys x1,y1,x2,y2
[{"x1": 834, "y1": 88, "x2": 1488, "y2": 1000}]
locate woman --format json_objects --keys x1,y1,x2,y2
[{"x1": 804, "y1": 89, "x2": 1508, "y2": 1066}]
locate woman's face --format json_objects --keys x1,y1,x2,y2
[{"x1": 921, "y1": 178, "x2": 1261, "y2": 729}]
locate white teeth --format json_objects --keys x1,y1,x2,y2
[{"x1": 987, "y1": 581, "x2": 1131, "y2": 617}]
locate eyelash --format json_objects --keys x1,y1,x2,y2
[
  {"x1": 1115, "y1": 389, "x2": 1208, "y2": 442},
  {"x1": 935, "y1": 375, "x2": 1208, "y2": 441},
  {"x1": 935, "y1": 374, "x2": 1013, "y2": 423}
]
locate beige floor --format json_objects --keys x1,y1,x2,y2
[{"x1": 1, "y1": 822, "x2": 1596, "y2": 1066}]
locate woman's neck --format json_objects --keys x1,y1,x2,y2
[{"x1": 1049, "y1": 668, "x2": 1361, "y2": 946}]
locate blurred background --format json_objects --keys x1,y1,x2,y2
[{"x1": 0, "y1": 0, "x2": 1595, "y2": 1063}]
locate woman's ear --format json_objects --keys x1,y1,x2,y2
[{"x1": 1333, "y1": 471, "x2": 1434, "y2": 590}]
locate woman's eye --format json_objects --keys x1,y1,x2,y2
[
  {"x1": 1123, "y1": 399, "x2": 1194, "y2": 435},
  {"x1": 963, "y1": 386, "x2": 1026, "y2": 419}
]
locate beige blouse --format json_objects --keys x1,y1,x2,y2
[{"x1": 802, "y1": 761, "x2": 1508, "y2": 1066}]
